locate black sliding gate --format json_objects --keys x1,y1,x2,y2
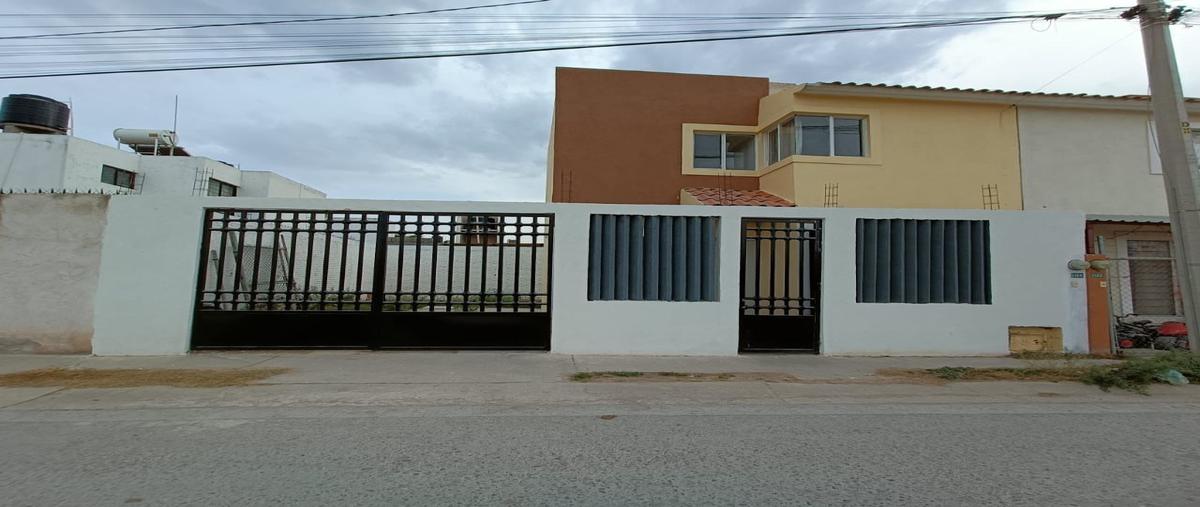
[
  {"x1": 192, "y1": 208, "x2": 553, "y2": 349},
  {"x1": 739, "y1": 218, "x2": 822, "y2": 352}
]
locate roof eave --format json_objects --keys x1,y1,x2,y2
[{"x1": 798, "y1": 84, "x2": 1200, "y2": 113}]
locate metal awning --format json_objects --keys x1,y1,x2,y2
[{"x1": 1086, "y1": 214, "x2": 1170, "y2": 224}]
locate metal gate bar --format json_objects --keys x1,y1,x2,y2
[
  {"x1": 193, "y1": 208, "x2": 553, "y2": 349},
  {"x1": 739, "y1": 218, "x2": 821, "y2": 352}
]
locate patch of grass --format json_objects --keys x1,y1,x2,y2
[
  {"x1": 929, "y1": 366, "x2": 972, "y2": 380},
  {"x1": 881, "y1": 366, "x2": 1093, "y2": 384},
  {"x1": 880, "y1": 353, "x2": 1200, "y2": 394},
  {"x1": 0, "y1": 367, "x2": 291, "y2": 389},
  {"x1": 1011, "y1": 351, "x2": 1118, "y2": 361},
  {"x1": 568, "y1": 371, "x2": 798, "y2": 383},
  {"x1": 1081, "y1": 352, "x2": 1200, "y2": 394}
]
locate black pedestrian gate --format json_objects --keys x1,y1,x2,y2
[
  {"x1": 739, "y1": 218, "x2": 822, "y2": 352},
  {"x1": 192, "y1": 208, "x2": 553, "y2": 349}
]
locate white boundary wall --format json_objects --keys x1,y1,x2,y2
[{"x1": 90, "y1": 195, "x2": 1087, "y2": 356}]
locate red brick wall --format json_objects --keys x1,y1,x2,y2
[{"x1": 550, "y1": 67, "x2": 768, "y2": 204}]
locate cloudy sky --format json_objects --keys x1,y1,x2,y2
[{"x1": 3, "y1": 0, "x2": 1198, "y2": 201}]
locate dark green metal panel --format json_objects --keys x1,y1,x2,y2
[{"x1": 856, "y1": 218, "x2": 991, "y2": 304}]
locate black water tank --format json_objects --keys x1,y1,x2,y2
[{"x1": 0, "y1": 94, "x2": 70, "y2": 133}]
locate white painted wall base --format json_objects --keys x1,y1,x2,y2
[{"x1": 81, "y1": 196, "x2": 1086, "y2": 357}]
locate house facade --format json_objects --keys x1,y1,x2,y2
[
  {"x1": 1019, "y1": 104, "x2": 1200, "y2": 321},
  {"x1": 547, "y1": 67, "x2": 1200, "y2": 329},
  {"x1": 547, "y1": 67, "x2": 1024, "y2": 210}
]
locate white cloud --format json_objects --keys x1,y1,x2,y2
[{"x1": 904, "y1": 0, "x2": 1200, "y2": 96}]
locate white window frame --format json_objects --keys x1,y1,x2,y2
[
  {"x1": 695, "y1": 132, "x2": 756, "y2": 171},
  {"x1": 766, "y1": 127, "x2": 780, "y2": 165}
]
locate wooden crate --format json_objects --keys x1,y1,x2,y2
[{"x1": 1008, "y1": 326, "x2": 1064, "y2": 353}]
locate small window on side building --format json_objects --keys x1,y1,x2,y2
[
  {"x1": 100, "y1": 165, "x2": 136, "y2": 190},
  {"x1": 207, "y1": 178, "x2": 238, "y2": 197}
]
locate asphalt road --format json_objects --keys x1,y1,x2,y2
[{"x1": 3, "y1": 404, "x2": 1199, "y2": 506}]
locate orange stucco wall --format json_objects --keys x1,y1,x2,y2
[{"x1": 549, "y1": 67, "x2": 768, "y2": 204}]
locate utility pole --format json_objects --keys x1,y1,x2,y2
[{"x1": 1130, "y1": 0, "x2": 1200, "y2": 351}]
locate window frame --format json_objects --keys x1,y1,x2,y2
[
  {"x1": 692, "y1": 131, "x2": 756, "y2": 171},
  {"x1": 100, "y1": 164, "x2": 137, "y2": 190}
]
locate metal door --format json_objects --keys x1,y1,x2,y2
[
  {"x1": 192, "y1": 208, "x2": 553, "y2": 349},
  {"x1": 739, "y1": 218, "x2": 821, "y2": 352}
]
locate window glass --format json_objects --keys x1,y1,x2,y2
[
  {"x1": 833, "y1": 117, "x2": 863, "y2": 156},
  {"x1": 779, "y1": 118, "x2": 796, "y2": 160},
  {"x1": 101, "y1": 165, "x2": 136, "y2": 189},
  {"x1": 208, "y1": 179, "x2": 238, "y2": 197},
  {"x1": 693, "y1": 133, "x2": 722, "y2": 169},
  {"x1": 1128, "y1": 239, "x2": 1176, "y2": 315},
  {"x1": 725, "y1": 134, "x2": 755, "y2": 170},
  {"x1": 797, "y1": 116, "x2": 830, "y2": 156},
  {"x1": 767, "y1": 128, "x2": 779, "y2": 164}
]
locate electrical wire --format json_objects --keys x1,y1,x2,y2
[
  {"x1": 0, "y1": 0, "x2": 550, "y2": 40},
  {"x1": 0, "y1": 7, "x2": 1131, "y2": 80}
]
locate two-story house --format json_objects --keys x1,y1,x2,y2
[{"x1": 546, "y1": 66, "x2": 1200, "y2": 324}]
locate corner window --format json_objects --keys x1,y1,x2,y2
[
  {"x1": 100, "y1": 165, "x2": 136, "y2": 190},
  {"x1": 693, "y1": 132, "x2": 755, "y2": 171},
  {"x1": 207, "y1": 178, "x2": 238, "y2": 197},
  {"x1": 766, "y1": 115, "x2": 866, "y2": 162}
]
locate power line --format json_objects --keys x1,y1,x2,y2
[
  {"x1": 0, "y1": 8, "x2": 1127, "y2": 80},
  {"x1": 0, "y1": 8, "x2": 1125, "y2": 19},
  {"x1": 0, "y1": 0, "x2": 550, "y2": 40}
]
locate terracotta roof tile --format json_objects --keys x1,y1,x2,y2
[{"x1": 683, "y1": 187, "x2": 794, "y2": 207}]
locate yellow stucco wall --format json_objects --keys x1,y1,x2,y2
[
  {"x1": 679, "y1": 188, "x2": 702, "y2": 205},
  {"x1": 758, "y1": 164, "x2": 795, "y2": 203},
  {"x1": 757, "y1": 92, "x2": 1023, "y2": 210}
]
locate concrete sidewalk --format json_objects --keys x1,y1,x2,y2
[
  {"x1": 0, "y1": 350, "x2": 1115, "y2": 380},
  {"x1": 2, "y1": 351, "x2": 1190, "y2": 412}
]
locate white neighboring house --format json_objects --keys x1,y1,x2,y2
[
  {"x1": 0, "y1": 132, "x2": 325, "y2": 198},
  {"x1": 1016, "y1": 99, "x2": 1200, "y2": 321},
  {"x1": 0, "y1": 93, "x2": 322, "y2": 198}
]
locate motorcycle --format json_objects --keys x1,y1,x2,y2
[{"x1": 1115, "y1": 315, "x2": 1190, "y2": 350}]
